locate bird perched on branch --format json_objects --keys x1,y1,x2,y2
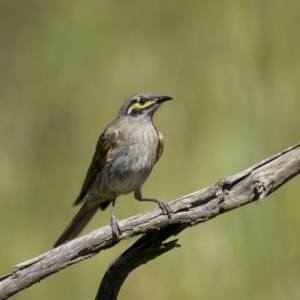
[{"x1": 54, "y1": 92, "x2": 173, "y2": 247}]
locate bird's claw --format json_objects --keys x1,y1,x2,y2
[
  {"x1": 157, "y1": 199, "x2": 171, "y2": 219},
  {"x1": 111, "y1": 215, "x2": 122, "y2": 240}
]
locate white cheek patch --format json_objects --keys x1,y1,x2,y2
[{"x1": 127, "y1": 106, "x2": 132, "y2": 114}]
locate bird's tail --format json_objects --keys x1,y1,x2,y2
[{"x1": 53, "y1": 202, "x2": 99, "y2": 248}]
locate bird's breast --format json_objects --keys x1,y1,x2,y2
[{"x1": 100, "y1": 123, "x2": 159, "y2": 195}]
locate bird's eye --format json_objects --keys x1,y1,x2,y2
[
  {"x1": 138, "y1": 98, "x2": 146, "y2": 105},
  {"x1": 128, "y1": 97, "x2": 151, "y2": 114}
]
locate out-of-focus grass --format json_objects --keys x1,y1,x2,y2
[{"x1": 1, "y1": 1, "x2": 300, "y2": 299}]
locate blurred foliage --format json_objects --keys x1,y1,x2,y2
[{"x1": 1, "y1": 0, "x2": 300, "y2": 299}]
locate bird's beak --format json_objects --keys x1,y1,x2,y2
[{"x1": 155, "y1": 95, "x2": 173, "y2": 104}]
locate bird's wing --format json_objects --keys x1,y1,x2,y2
[
  {"x1": 155, "y1": 131, "x2": 164, "y2": 163},
  {"x1": 74, "y1": 126, "x2": 119, "y2": 205}
]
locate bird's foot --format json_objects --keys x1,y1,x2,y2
[
  {"x1": 111, "y1": 215, "x2": 122, "y2": 240},
  {"x1": 156, "y1": 199, "x2": 172, "y2": 219}
]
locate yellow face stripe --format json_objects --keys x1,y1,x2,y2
[
  {"x1": 131, "y1": 100, "x2": 152, "y2": 110},
  {"x1": 127, "y1": 97, "x2": 155, "y2": 114}
]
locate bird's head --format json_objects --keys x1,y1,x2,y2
[{"x1": 118, "y1": 92, "x2": 173, "y2": 119}]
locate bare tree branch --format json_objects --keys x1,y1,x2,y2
[
  {"x1": 0, "y1": 142, "x2": 300, "y2": 300},
  {"x1": 95, "y1": 226, "x2": 182, "y2": 300}
]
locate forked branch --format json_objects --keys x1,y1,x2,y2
[{"x1": 1, "y1": 142, "x2": 300, "y2": 300}]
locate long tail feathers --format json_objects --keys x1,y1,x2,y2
[{"x1": 53, "y1": 203, "x2": 99, "y2": 248}]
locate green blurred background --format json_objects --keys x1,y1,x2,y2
[{"x1": 1, "y1": 0, "x2": 300, "y2": 299}]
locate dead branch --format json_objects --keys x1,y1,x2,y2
[{"x1": 0, "y1": 142, "x2": 300, "y2": 300}]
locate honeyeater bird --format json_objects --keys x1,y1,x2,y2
[{"x1": 54, "y1": 92, "x2": 172, "y2": 247}]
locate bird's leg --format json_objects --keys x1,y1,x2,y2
[
  {"x1": 134, "y1": 188, "x2": 171, "y2": 218},
  {"x1": 110, "y1": 198, "x2": 122, "y2": 239}
]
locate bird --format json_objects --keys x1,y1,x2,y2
[{"x1": 53, "y1": 92, "x2": 173, "y2": 247}]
